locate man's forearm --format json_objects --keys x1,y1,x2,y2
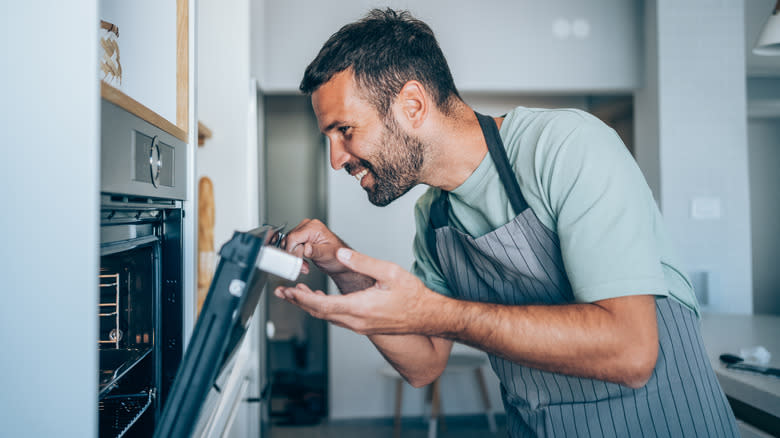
[
  {"x1": 368, "y1": 334, "x2": 452, "y2": 388},
  {"x1": 424, "y1": 293, "x2": 659, "y2": 388},
  {"x1": 330, "y1": 270, "x2": 452, "y2": 386}
]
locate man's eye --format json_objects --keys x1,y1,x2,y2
[{"x1": 338, "y1": 126, "x2": 351, "y2": 135}]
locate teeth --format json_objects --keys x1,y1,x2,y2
[{"x1": 355, "y1": 169, "x2": 368, "y2": 182}]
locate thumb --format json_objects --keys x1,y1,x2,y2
[{"x1": 336, "y1": 248, "x2": 397, "y2": 281}]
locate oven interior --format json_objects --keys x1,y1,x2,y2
[{"x1": 98, "y1": 202, "x2": 180, "y2": 438}]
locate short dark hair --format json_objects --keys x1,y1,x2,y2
[{"x1": 299, "y1": 8, "x2": 461, "y2": 116}]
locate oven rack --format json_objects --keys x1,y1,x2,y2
[
  {"x1": 99, "y1": 272, "x2": 121, "y2": 348},
  {"x1": 99, "y1": 347, "x2": 153, "y2": 399},
  {"x1": 99, "y1": 388, "x2": 156, "y2": 438}
]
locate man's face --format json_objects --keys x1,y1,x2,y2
[{"x1": 312, "y1": 71, "x2": 424, "y2": 206}]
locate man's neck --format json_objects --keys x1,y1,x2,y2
[{"x1": 420, "y1": 104, "x2": 493, "y2": 192}]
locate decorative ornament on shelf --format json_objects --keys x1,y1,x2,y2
[
  {"x1": 99, "y1": 20, "x2": 122, "y2": 85},
  {"x1": 754, "y1": 0, "x2": 780, "y2": 56}
]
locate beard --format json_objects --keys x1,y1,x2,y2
[{"x1": 352, "y1": 116, "x2": 425, "y2": 207}]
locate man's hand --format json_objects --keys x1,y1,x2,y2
[
  {"x1": 282, "y1": 218, "x2": 350, "y2": 277},
  {"x1": 274, "y1": 247, "x2": 439, "y2": 335},
  {"x1": 282, "y1": 218, "x2": 374, "y2": 292},
  {"x1": 276, "y1": 245, "x2": 453, "y2": 387}
]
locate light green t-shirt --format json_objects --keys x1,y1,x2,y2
[{"x1": 411, "y1": 107, "x2": 699, "y2": 316}]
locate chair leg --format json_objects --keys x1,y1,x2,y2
[
  {"x1": 394, "y1": 378, "x2": 403, "y2": 438},
  {"x1": 475, "y1": 368, "x2": 496, "y2": 433},
  {"x1": 428, "y1": 378, "x2": 441, "y2": 438}
]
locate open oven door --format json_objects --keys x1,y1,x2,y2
[{"x1": 154, "y1": 224, "x2": 291, "y2": 438}]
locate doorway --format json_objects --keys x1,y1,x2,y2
[{"x1": 263, "y1": 95, "x2": 330, "y2": 427}]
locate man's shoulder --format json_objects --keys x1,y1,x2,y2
[
  {"x1": 502, "y1": 106, "x2": 617, "y2": 168},
  {"x1": 413, "y1": 186, "x2": 442, "y2": 220},
  {"x1": 504, "y1": 106, "x2": 606, "y2": 137}
]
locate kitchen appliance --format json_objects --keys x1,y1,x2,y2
[
  {"x1": 155, "y1": 224, "x2": 292, "y2": 438},
  {"x1": 99, "y1": 99, "x2": 187, "y2": 437}
]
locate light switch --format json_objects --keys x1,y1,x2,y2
[{"x1": 690, "y1": 197, "x2": 722, "y2": 220}]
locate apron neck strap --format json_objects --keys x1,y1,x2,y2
[{"x1": 475, "y1": 111, "x2": 529, "y2": 216}]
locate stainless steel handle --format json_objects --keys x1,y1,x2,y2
[{"x1": 149, "y1": 136, "x2": 162, "y2": 188}]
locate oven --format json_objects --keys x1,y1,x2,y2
[{"x1": 99, "y1": 99, "x2": 187, "y2": 437}]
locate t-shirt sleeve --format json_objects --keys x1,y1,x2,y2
[
  {"x1": 411, "y1": 189, "x2": 453, "y2": 297},
  {"x1": 541, "y1": 117, "x2": 668, "y2": 303}
]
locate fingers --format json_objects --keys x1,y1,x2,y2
[
  {"x1": 336, "y1": 248, "x2": 401, "y2": 285},
  {"x1": 281, "y1": 219, "x2": 312, "y2": 257},
  {"x1": 274, "y1": 283, "x2": 347, "y2": 319},
  {"x1": 283, "y1": 219, "x2": 323, "y2": 251},
  {"x1": 281, "y1": 219, "x2": 311, "y2": 257},
  {"x1": 282, "y1": 219, "x2": 341, "y2": 259}
]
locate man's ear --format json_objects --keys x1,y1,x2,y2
[{"x1": 395, "y1": 80, "x2": 428, "y2": 129}]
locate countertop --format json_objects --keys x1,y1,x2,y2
[{"x1": 699, "y1": 312, "x2": 780, "y2": 418}]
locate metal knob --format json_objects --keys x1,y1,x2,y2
[{"x1": 149, "y1": 136, "x2": 162, "y2": 187}]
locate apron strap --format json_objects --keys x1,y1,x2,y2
[
  {"x1": 427, "y1": 191, "x2": 449, "y2": 270},
  {"x1": 426, "y1": 111, "x2": 529, "y2": 267},
  {"x1": 475, "y1": 112, "x2": 529, "y2": 215}
]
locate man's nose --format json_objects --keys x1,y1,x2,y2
[{"x1": 329, "y1": 139, "x2": 351, "y2": 170}]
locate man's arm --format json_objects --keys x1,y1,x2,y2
[
  {"x1": 331, "y1": 272, "x2": 455, "y2": 389},
  {"x1": 277, "y1": 281, "x2": 453, "y2": 387},
  {"x1": 280, "y1": 219, "x2": 453, "y2": 387},
  {"x1": 277, "y1": 248, "x2": 659, "y2": 389},
  {"x1": 434, "y1": 294, "x2": 658, "y2": 388}
]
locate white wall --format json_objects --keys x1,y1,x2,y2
[
  {"x1": 0, "y1": 3, "x2": 100, "y2": 436},
  {"x1": 327, "y1": 96, "x2": 589, "y2": 419},
  {"x1": 197, "y1": 0, "x2": 258, "y2": 248},
  {"x1": 635, "y1": 0, "x2": 752, "y2": 314},
  {"x1": 258, "y1": 0, "x2": 641, "y2": 93}
]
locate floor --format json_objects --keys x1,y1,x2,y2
[{"x1": 270, "y1": 415, "x2": 507, "y2": 438}]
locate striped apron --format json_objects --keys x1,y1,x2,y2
[{"x1": 426, "y1": 112, "x2": 740, "y2": 437}]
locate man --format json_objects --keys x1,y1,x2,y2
[{"x1": 275, "y1": 8, "x2": 739, "y2": 437}]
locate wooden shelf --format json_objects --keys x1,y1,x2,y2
[
  {"x1": 101, "y1": 81, "x2": 187, "y2": 141},
  {"x1": 99, "y1": 0, "x2": 189, "y2": 142}
]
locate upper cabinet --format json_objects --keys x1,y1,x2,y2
[
  {"x1": 99, "y1": 0, "x2": 190, "y2": 141},
  {"x1": 253, "y1": 0, "x2": 642, "y2": 94}
]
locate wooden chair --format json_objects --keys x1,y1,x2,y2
[{"x1": 380, "y1": 354, "x2": 497, "y2": 438}]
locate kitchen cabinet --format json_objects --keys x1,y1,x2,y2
[
  {"x1": 99, "y1": 0, "x2": 190, "y2": 141},
  {"x1": 254, "y1": 0, "x2": 642, "y2": 93}
]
